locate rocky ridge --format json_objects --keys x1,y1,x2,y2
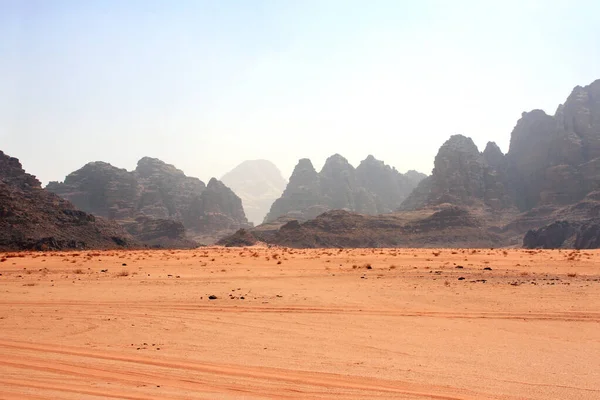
[
  {"x1": 265, "y1": 154, "x2": 425, "y2": 223},
  {"x1": 47, "y1": 157, "x2": 250, "y2": 244},
  {"x1": 220, "y1": 206, "x2": 502, "y2": 248}
]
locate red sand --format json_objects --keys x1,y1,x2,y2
[{"x1": 1, "y1": 247, "x2": 599, "y2": 399}]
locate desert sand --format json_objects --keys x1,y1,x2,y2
[{"x1": 0, "y1": 247, "x2": 599, "y2": 400}]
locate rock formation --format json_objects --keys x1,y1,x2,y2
[
  {"x1": 220, "y1": 160, "x2": 287, "y2": 225},
  {"x1": 401, "y1": 135, "x2": 513, "y2": 211},
  {"x1": 120, "y1": 216, "x2": 198, "y2": 249},
  {"x1": 508, "y1": 79, "x2": 600, "y2": 210},
  {"x1": 523, "y1": 221, "x2": 600, "y2": 249},
  {"x1": 221, "y1": 206, "x2": 502, "y2": 248},
  {"x1": 264, "y1": 154, "x2": 425, "y2": 222},
  {"x1": 0, "y1": 150, "x2": 137, "y2": 250},
  {"x1": 403, "y1": 79, "x2": 600, "y2": 217},
  {"x1": 47, "y1": 157, "x2": 250, "y2": 244}
]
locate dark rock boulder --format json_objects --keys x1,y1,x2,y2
[
  {"x1": 523, "y1": 220, "x2": 600, "y2": 249},
  {"x1": 216, "y1": 228, "x2": 259, "y2": 247},
  {"x1": 574, "y1": 223, "x2": 600, "y2": 249},
  {"x1": 523, "y1": 221, "x2": 576, "y2": 249}
]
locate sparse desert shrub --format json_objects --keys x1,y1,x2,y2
[
  {"x1": 73, "y1": 268, "x2": 84, "y2": 274},
  {"x1": 116, "y1": 270, "x2": 129, "y2": 277},
  {"x1": 567, "y1": 273, "x2": 577, "y2": 278}
]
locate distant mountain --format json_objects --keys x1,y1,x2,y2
[
  {"x1": 402, "y1": 78, "x2": 600, "y2": 216},
  {"x1": 0, "y1": 150, "x2": 137, "y2": 250},
  {"x1": 400, "y1": 135, "x2": 513, "y2": 212},
  {"x1": 220, "y1": 160, "x2": 287, "y2": 225},
  {"x1": 264, "y1": 154, "x2": 425, "y2": 223},
  {"x1": 221, "y1": 78, "x2": 600, "y2": 249},
  {"x1": 46, "y1": 157, "x2": 250, "y2": 244}
]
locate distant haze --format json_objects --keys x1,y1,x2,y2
[
  {"x1": 221, "y1": 159, "x2": 287, "y2": 225},
  {"x1": 1, "y1": 0, "x2": 599, "y2": 185}
]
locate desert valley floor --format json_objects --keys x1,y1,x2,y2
[{"x1": 0, "y1": 247, "x2": 599, "y2": 400}]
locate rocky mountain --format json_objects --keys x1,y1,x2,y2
[
  {"x1": 508, "y1": 79, "x2": 600, "y2": 210},
  {"x1": 47, "y1": 157, "x2": 250, "y2": 244},
  {"x1": 220, "y1": 160, "x2": 287, "y2": 226},
  {"x1": 264, "y1": 154, "x2": 425, "y2": 223},
  {"x1": 0, "y1": 150, "x2": 138, "y2": 250},
  {"x1": 403, "y1": 79, "x2": 600, "y2": 216},
  {"x1": 397, "y1": 78, "x2": 600, "y2": 248},
  {"x1": 400, "y1": 135, "x2": 514, "y2": 211}
]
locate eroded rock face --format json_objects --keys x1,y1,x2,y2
[
  {"x1": 508, "y1": 79, "x2": 600, "y2": 210},
  {"x1": 221, "y1": 160, "x2": 287, "y2": 226},
  {"x1": 401, "y1": 135, "x2": 512, "y2": 211},
  {"x1": 523, "y1": 220, "x2": 600, "y2": 249},
  {"x1": 47, "y1": 158, "x2": 249, "y2": 242},
  {"x1": 264, "y1": 155, "x2": 425, "y2": 222},
  {"x1": 356, "y1": 155, "x2": 426, "y2": 214},
  {"x1": 0, "y1": 150, "x2": 137, "y2": 250}
]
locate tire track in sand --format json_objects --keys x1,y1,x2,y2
[{"x1": 0, "y1": 339, "x2": 507, "y2": 400}]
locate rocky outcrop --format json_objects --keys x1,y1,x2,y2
[
  {"x1": 0, "y1": 150, "x2": 137, "y2": 251},
  {"x1": 216, "y1": 228, "x2": 259, "y2": 247},
  {"x1": 523, "y1": 221, "x2": 577, "y2": 249},
  {"x1": 121, "y1": 216, "x2": 197, "y2": 249},
  {"x1": 47, "y1": 158, "x2": 250, "y2": 243},
  {"x1": 264, "y1": 155, "x2": 425, "y2": 222},
  {"x1": 222, "y1": 206, "x2": 502, "y2": 248},
  {"x1": 401, "y1": 135, "x2": 513, "y2": 211},
  {"x1": 523, "y1": 220, "x2": 600, "y2": 249},
  {"x1": 221, "y1": 160, "x2": 287, "y2": 225}
]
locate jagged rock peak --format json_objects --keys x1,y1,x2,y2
[
  {"x1": 265, "y1": 153, "x2": 426, "y2": 222},
  {"x1": 135, "y1": 157, "x2": 187, "y2": 178},
  {"x1": 482, "y1": 142, "x2": 506, "y2": 168},
  {"x1": 0, "y1": 150, "x2": 41, "y2": 189},
  {"x1": 323, "y1": 153, "x2": 351, "y2": 165},
  {"x1": 439, "y1": 134, "x2": 480, "y2": 154},
  {"x1": 206, "y1": 177, "x2": 226, "y2": 189}
]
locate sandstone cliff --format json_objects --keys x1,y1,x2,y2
[
  {"x1": 47, "y1": 157, "x2": 250, "y2": 244},
  {"x1": 0, "y1": 150, "x2": 137, "y2": 250},
  {"x1": 265, "y1": 155, "x2": 425, "y2": 222},
  {"x1": 400, "y1": 135, "x2": 513, "y2": 211}
]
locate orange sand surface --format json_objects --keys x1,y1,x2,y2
[{"x1": 0, "y1": 247, "x2": 599, "y2": 399}]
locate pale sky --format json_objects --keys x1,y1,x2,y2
[{"x1": 1, "y1": 0, "x2": 599, "y2": 185}]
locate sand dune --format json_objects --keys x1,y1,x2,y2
[{"x1": 0, "y1": 248, "x2": 599, "y2": 399}]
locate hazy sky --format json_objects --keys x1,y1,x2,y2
[{"x1": 1, "y1": 0, "x2": 599, "y2": 185}]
